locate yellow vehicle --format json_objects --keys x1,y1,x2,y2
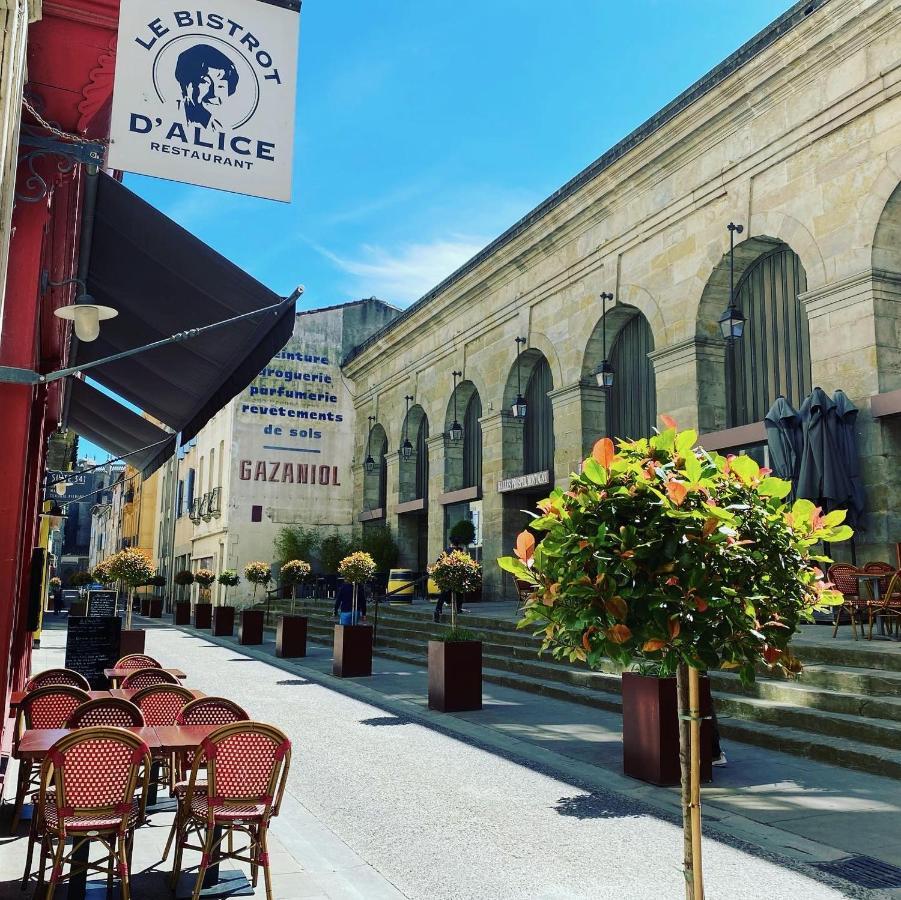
[{"x1": 387, "y1": 569, "x2": 416, "y2": 603}]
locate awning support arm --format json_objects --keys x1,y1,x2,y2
[{"x1": 0, "y1": 286, "x2": 303, "y2": 386}]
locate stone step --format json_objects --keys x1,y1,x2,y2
[
  {"x1": 301, "y1": 630, "x2": 901, "y2": 780},
  {"x1": 301, "y1": 618, "x2": 901, "y2": 752}
]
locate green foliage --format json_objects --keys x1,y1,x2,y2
[
  {"x1": 358, "y1": 526, "x2": 399, "y2": 572},
  {"x1": 144, "y1": 574, "x2": 167, "y2": 588},
  {"x1": 92, "y1": 560, "x2": 113, "y2": 585},
  {"x1": 319, "y1": 533, "x2": 353, "y2": 574},
  {"x1": 48, "y1": 577, "x2": 61, "y2": 589},
  {"x1": 449, "y1": 519, "x2": 476, "y2": 546},
  {"x1": 434, "y1": 628, "x2": 477, "y2": 643},
  {"x1": 338, "y1": 551, "x2": 377, "y2": 584},
  {"x1": 194, "y1": 568, "x2": 216, "y2": 588},
  {"x1": 498, "y1": 425, "x2": 850, "y2": 685},
  {"x1": 243, "y1": 561, "x2": 272, "y2": 586},
  {"x1": 174, "y1": 569, "x2": 195, "y2": 586},
  {"x1": 274, "y1": 526, "x2": 320, "y2": 566},
  {"x1": 281, "y1": 559, "x2": 311, "y2": 584},
  {"x1": 107, "y1": 549, "x2": 155, "y2": 588},
  {"x1": 69, "y1": 571, "x2": 93, "y2": 587},
  {"x1": 218, "y1": 570, "x2": 240, "y2": 587},
  {"x1": 429, "y1": 551, "x2": 481, "y2": 594}
]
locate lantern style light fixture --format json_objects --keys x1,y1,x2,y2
[
  {"x1": 512, "y1": 337, "x2": 528, "y2": 418},
  {"x1": 593, "y1": 291, "x2": 615, "y2": 388},
  {"x1": 401, "y1": 395, "x2": 414, "y2": 461},
  {"x1": 449, "y1": 371, "x2": 463, "y2": 442},
  {"x1": 364, "y1": 415, "x2": 376, "y2": 473},
  {"x1": 718, "y1": 222, "x2": 746, "y2": 341},
  {"x1": 54, "y1": 479, "x2": 70, "y2": 497},
  {"x1": 46, "y1": 276, "x2": 118, "y2": 343}
]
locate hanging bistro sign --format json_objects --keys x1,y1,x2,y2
[
  {"x1": 107, "y1": 0, "x2": 301, "y2": 202},
  {"x1": 497, "y1": 470, "x2": 551, "y2": 493}
]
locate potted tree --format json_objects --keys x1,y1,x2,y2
[
  {"x1": 140, "y1": 573, "x2": 166, "y2": 617},
  {"x1": 107, "y1": 548, "x2": 155, "y2": 656},
  {"x1": 333, "y1": 551, "x2": 376, "y2": 677},
  {"x1": 427, "y1": 551, "x2": 483, "y2": 711},
  {"x1": 243, "y1": 561, "x2": 273, "y2": 623},
  {"x1": 274, "y1": 559, "x2": 311, "y2": 655},
  {"x1": 499, "y1": 422, "x2": 850, "y2": 898},
  {"x1": 218, "y1": 569, "x2": 240, "y2": 605},
  {"x1": 448, "y1": 519, "x2": 480, "y2": 602},
  {"x1": 193, "y1": 568, "x2": 215, "y2": 629},
  {"x1": 173, "y1": 570, "x2": 194, "y2": 624}
]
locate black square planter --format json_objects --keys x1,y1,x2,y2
[
  {"x1": 276, "y1": 615, "x2": 307, "y2": 657},
  {"x1": 194, "y1": 602, "x2": 212, "y2": 629},
  {"x1": 174, "y1": 601, "x2": 190, "y2": 625},
  {"x1": 212, "y1": 605, "x2": 235, "y2": 636},
  {"x1": 240, "y1": 609, "x2": 264, "y2": 645},
  {"x1": 428, "y1": 640, "x2": 482, "y2": 712},
  {"x1": 333, "y1": 625, "x2": 372, "y2": 677}
]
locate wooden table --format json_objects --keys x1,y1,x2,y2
[
  {"x1": 104, "y1": 667, "x2": 187, "y2": 686},
  {"x1": 855, "y1": 573, "x2": 900, "y2": 640},
  {"x1": 153, "y1": 723, "x2": 221, "y2": 752},
  {"x1": 8, "y1": 690, "x2": 111, "y2": 717},
  {"x1": 15, "y1": 726, "x2": 161, "y2": 760}
]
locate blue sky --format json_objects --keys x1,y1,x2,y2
[{"x1": 81, "y1": 0, "x2": 792, "y2": 462}]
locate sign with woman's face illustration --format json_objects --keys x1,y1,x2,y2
[{"x1": 107, "y1": 0, "x2": 300, "y2": 202}]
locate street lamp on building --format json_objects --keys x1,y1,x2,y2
[
  {"x1": 593, "y1": 291, "x2": 615, "y2": 388},
  {"x1": 449, "y1": 371, "x2": 463, "y2": 442},
  {"x1": 365, "y1": 416, "x2": 376, "y2": 473},
  {"x1": 718, "y1": 223, "x2": 746, "y2": 341},
  {"x1": 45, "y1": 275, "x2": 118, "y2": 343},
  {"x1": 512, "y1": 337, "x2": 528, "y2": 418},
  {"x1": 401, "y1": 395, "x2": 414, "y2": 461}
]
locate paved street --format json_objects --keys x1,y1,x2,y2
[{"x1": 2, "y1": 618, "x2": 894, "y2": 898}]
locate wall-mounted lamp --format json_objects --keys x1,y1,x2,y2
[
  {"x1": 449, "y1": 371, "x2": 463, "y2": 442},
  {"x1": 718, "y1": 223, "x2": 746, "y2": 341},
  {"x1": 45, "y1": 275, "x2": 118, "y2": 343},
  {"x1": 593, "y1": 292, "x2": 615, "y2": 388},
  {"x1": 512, "y1": 337, "x2": 528, "y2": 418},
  {"x1": 401, "y1": 395, "x2": 414, "y2": 461},
  {"x1": 365, "y1": 415, "x2": 376, "y2": 473}
]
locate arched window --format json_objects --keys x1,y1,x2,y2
[
  {"x1": 415, "y1": 417, "x2": 429, "y2": 499},
  {"x1": 728, "y1": 245, "x2": 810, "y2": 426},
  {"x1": 608, "y1": 313, "x2": 656, "y2": 439},
  {"x1": 463, "y1": 393, "x2": 482, "y2": 488},
  {"x1": 523, "y1": 357, "x2": 554, "y2": 473}
]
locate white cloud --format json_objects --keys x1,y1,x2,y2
[{"x1": 316, "y1": 236, "x2": 487, "y2": 305}]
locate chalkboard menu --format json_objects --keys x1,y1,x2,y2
[
  {"x1": 65, "y1": 616, "x2": 122, "y2": 688},
  {"x1": 87, "y1": 590, "x2": 119, "y2": 617}
]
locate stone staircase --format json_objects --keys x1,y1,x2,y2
[{"x1": 284, "y1": 599, "x2": 901, "y2": 779}]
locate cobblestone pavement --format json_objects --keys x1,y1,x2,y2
[{"x1": 0, "y1": 619, "x2": 879, "y2": 899}]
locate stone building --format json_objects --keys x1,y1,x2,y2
[
  {"x1": 343, "y1": 0, "x2": 901, "y2": 600},
  {"x1": 152, "y1": 298, "x2": 400, "y2": 605}
]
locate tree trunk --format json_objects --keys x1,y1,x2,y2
[
  {"x1": 676, "y1": 663, "x2": 704, "y2": 900},
  {"x1": 450, "y1": 591, "x2": 457, "y2": 631},
  {"x1": 126, "y1": 587, "x2": 133, "y2": 630}
]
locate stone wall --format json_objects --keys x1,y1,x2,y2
[{"x1": 343, "y1": 0, "x2": 901, "y2": 598}]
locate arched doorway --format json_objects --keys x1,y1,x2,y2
[
  {"x1": 727, "y1": 243, "x2": 811, "y2": 427},
  {"x1": 442, "y1": 381, "x2": 483, "y2": 556},
  {"x1": 607, "y1": 312, "x2": 656, "y2": 440},
  {"x1": 362, "y1": 422, "x2": 388, "y2": 516},
  {"x1": 397, "y1": 404, "x2": 429, "y2": 570}
]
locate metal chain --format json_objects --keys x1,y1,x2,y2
[{"x1": 21, "y1": 96, "x2": 110, "y2": 147}]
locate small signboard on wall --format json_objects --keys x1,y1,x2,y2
[
  {"x1": 107, "y1": 0, "x2": 301, "y2": 201},
  {"x1": 497, "y1": 470, "x2": 551, "y2": 493},
  {"x1": 65, "y1": 616, "x2": 122, "y2": 689}
]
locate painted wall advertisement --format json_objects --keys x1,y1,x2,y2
[
  {"x1": 232, "y1": 309, "x2": 355, "y2": 533},
  {"x1": 107, "y1": 0, "x2": 301, "y2": 201}
]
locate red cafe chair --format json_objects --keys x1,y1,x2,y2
[{"x1": 24, "y1": 668, "x2": 90, "y2": 692}]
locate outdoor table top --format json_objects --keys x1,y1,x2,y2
[
  {"x1": 8, "y1": 690, "x2": 111, "y2": 717},
  {"x1": 110, "y1": 687, "x2": 205, "y2": 703},
  {"x1": 153, "y1": 723, "x2": 222, "y2": 753},
  {"x1": 104, "y1": 667, "x2": 187, "y2": 680},
  {"x1": 15, "y1": 726, "x2": 161, "y2": 761}
]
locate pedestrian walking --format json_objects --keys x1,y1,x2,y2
[{"x1": 334, "y1": 580, "x2": 366, "y2": 625}]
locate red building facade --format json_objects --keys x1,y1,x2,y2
[{"x1": 0, "y1": 0, "x2": 119, "y2": 739}]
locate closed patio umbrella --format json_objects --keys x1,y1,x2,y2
[
  {"x1": 764, "y1": 395, "x2": 802, "y2": 487},
  {"x1": 796, "y1": 386, "x2": 855, "y2": 514},
  {"x1": 831, "y1": 389, "x2": 866, "y2": 529}
]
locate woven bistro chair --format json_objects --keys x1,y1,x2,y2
[
  {"x1": 162, "y1": 698, "x2": 250, "y2": 859},
  {"x1": 863, "y1": 561, "x2": 896, "y2": 595},
  {"x1": 23, "y1": 727, "x2": 151, "y2": 898},
  {"x1": 132, "y1": 685, "x2": 196, "y2": 794},
  {"x1": 827, "y1": 564, "x2": 871, "y2": 640},
  {"x1": 869, "y1": 571, "x2": 901, "y2": 640},
  {"x1": 170, "y1": 722, "x2": 291, "y2": 900},
  {"x1": 121, "y1": 667, "x2": 180, "y2": 690},
  {"x1": 114, "y1": 653, "x2": 162, "y2": 670},
  {"x1": 10, "y1": 685, "x2": 90, "y2": 833},
  {"x1": 24, "y1": 668, "x2": 90, "y2": 692},
  {"x1": 66, "y1": 698, "x2": 146, "y2": 728}
]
